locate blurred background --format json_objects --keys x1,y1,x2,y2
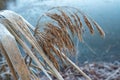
[{"x1": 0, "y1": 0, "x2": 120, "y2": 64}]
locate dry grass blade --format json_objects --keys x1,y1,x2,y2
[
  {"x1": 1, "y1": 36, "x2": 31, "y2": 80},
  {"x1": 60, "y1": 51, "x2": 92, "y2": 80},
  {"x1": 0, "y1": 38, "x2": 17, "y2": 80},
  {"x1": 0, "y1": 24, "x2": 31, "y2": 80}
]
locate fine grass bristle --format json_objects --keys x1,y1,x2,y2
[
  {"x1": 35, "y1": 32, "x2": 60, "y2": 70},
  {"x1": 42, "y1": 43, "x2": 60, "y2": 70},
  {"x1": 45, "y1": 23, "x2": 75, "y2": 53},
  {"x1": 93, "y1": 21, "x2": 105, "y2": 37},
  {"x1": 71, "y1": 13, "x2": 83, "y2": 41},
  {"x1": 46, "y1": 13, "x2": 66, "y2": 29},
  {"x1": 83, "y1": 15, "x2": 94, "y2": 34},
  {"x1": 74, "y1": 13, "x2": 83, "y2": 28},
  {"x1": 58, "y1": 9, "x2": 76, "y2": 35}
]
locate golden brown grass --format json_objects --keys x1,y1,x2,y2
[
  {"x1": 0, "y1": 7, "x2": 105, "y2": 80},
  {"x1": 35, "y1": 6, "x2": 105, "y2": 72}
]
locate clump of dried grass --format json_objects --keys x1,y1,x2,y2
[
  {"x1": 34, "y1": 6, "x2": 105, "y2": 80},
  {"x1": 0, "y1": 6, "x2": 105, "y2": 80},
  {"x1": 35, "y1": 6, "x2": 105, "y2": 69}
]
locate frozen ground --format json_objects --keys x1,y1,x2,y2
[{"x1": 0, "y1": 61, "x2": 120, "y2": 80}]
